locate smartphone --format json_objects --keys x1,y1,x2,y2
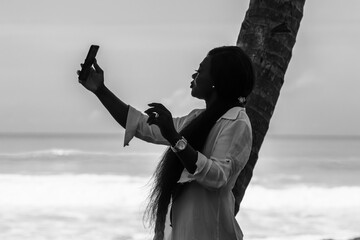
[{"x1": 78, "y1": 45, "x2": 99, "y2": 81}]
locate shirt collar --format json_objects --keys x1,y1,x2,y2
[{"x1": 217, "y1": 106, "x2": 245, "y2": 122}]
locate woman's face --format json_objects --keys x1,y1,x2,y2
[{"x1": 190, "y1": 56, "x2": 214, "y2": 100}]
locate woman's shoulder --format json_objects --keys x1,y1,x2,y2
[
  {"x1": 219, "y1": 107, "x2": 247, "y2": 121},
  {"x1": 219, "y1": 107, "x2": 252, "y2": 131}
]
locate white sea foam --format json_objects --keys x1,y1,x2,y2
[
  {"x1": 0, "y1": 148, "x2": 162, "y2": 158},
  {"x1": 0, "y1": 174, "x2": 150, "y2": 209},
  {"x1": 0, "y1": 174, "x2": 156, "y2": 240},
  {"x1": 0, "y1": 174, "x2": 359, "y2": 240},
  {"x1": 242, "y1": 184, "x2": 360, "y2": 210},
  {"x1": 238, "y1": 184, "x2": 360, "y2": 240}
]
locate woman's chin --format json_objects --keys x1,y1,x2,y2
[{"x1": 191, "y1": 92, "x2": 203, "y2": 101}]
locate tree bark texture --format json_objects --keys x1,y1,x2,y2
[{"x1": 232, "y1": 0, "x2": 306, "y2": 215}]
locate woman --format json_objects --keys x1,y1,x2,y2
[{"x1": 77, "y1": 46, "x2": 255, "y2": 240}]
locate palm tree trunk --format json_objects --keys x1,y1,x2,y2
[{"x1": 233, "y1": 0, "x2": 306, "y2": 215}]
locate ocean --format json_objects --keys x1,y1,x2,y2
[{"x1": 0, "y1": 133, "x2": 359, "y2": 240}]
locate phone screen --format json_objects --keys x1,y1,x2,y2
[{"x1": 78, "y1": 45, "x2": 99, "y2": 81}]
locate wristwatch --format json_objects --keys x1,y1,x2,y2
[{"x1": 171, "y1": 137, "x2": 188, "y2": 153}]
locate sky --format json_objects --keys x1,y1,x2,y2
[{"x1": 0, "y1": 0, "x2": 359, "y2": 136}]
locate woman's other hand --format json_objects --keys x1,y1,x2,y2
[
  {"x1": 77, "y1": 59, "x2": 104, "y2": 93},
  {"x1": 145, "y1": 103, "x2": 181, "y2": 145}
]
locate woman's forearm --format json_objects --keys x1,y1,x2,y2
[
  {"x1": 175, "y1": 144, "x2": 198, "y2": 174},
  {"x1": 94, "y1": 84, "x2": 129, "y2": 129},
  {"x1": 168, "y1": 134, "x2": 198, "y2": 174}
]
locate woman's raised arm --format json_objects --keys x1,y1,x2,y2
[{"x1": 78, "y1": 59, "x2": 129, "y2": 129}]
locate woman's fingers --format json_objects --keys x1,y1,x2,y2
[
  {"x1": 77, "y1": 61, "x2": 101, "y2": 77},
  {"x1": 145, "y1": 103, "x2": 177, "y2": 141},
  {"x1": 146, "y1": 116, "x2": 156, "y2": 125},
  {"x1": 145, "y1": 106, "x2": 168, "y2": 127},
  {"x1": 145, "y1": 106, "x2": 164, "y2": 114},
  {"x1": 145, "y1": 103, "x2": 174, "y2": 130},
  {"x1": 145, "y1": 107, "x2": 167, "y2": 118},
  {"x1": 148, "y1": 102, "x2": 166, "y2": 109},
  {"x1": 145, "y1": 109, "x2": 160, "y2": 125},
  {"x1": 148, "y1": 103, "x2": 171, "y2": 114},
  {"x1": 93, "y1": 59, "x2": 103, "y2": 74}
]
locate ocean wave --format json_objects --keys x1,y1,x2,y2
[
  {"x1": 0, "y1": 174, "x2": 153, "y2": 240},
  {"x1": 242, "y1": 184, "x2": 360, "y2": 210},
  {"x1": 0, "y1": 148, "x2": 162, "y2": 159},
  {"x1": 1, "y1": 173, "x2": 359, "y2": 210},
  {"x1": 0, "y1": 174, "x2": 359, "y2": 239},
  {"x1": 0, "y1": 174, "x2": 150, "y2": 208}
]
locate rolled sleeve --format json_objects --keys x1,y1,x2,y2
[
  {"x1": 124, "y1": 106, "x2": 203, "y2": 147},
  {"x1": 124, "y1": 106, "x2": 142, "y2": 146},
  {"x1": 179, "y1": 118, "x2": 252, "y2": 189},
  {"x1": 193, "y1": 153, "x2": 231, "y2": 189},
  {"x1": 124, "y1": 106, "x2": 168, "y2": 146},
  {"x1": 193, "y1": 152, "x2": 210, "y2": 176}
]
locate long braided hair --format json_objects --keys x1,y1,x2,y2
[{"x1": 144, "y1": 46, "x2": 255, "y2": 239}]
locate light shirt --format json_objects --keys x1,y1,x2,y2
[{"x1": 124, "y1": 106, "x2": 252, "y2": 240}]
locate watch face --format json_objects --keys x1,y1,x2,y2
[
  {"x1": 172, "y1": 137, "x2": 187, "y2": 153},
  {"x1": 178, "y1": 140, "x2": 186, "y2": 150}
]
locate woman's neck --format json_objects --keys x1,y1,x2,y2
[
  {"x1": 205, "y1": 95, "x2": 243, "y2": 109},
  {"x1": 205, "y1": 92, "x2": 219, "y2": 109}
]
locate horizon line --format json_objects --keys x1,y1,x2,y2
[{"x1": 0, "y1": 132, "x2": 360, "y2": 140}]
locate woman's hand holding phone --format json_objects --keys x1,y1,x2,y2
[
  {"x1": 77, "y1": 59, "x2": 105, "y2": 94},
  {"x1": 76, "y1": 45, "x2": 129, "y2": 130},
  {"x1": 77, "y1": 45, "x2": 105, "y2": 93}
]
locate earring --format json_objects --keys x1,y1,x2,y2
[{"x1": 238, "y1": 97, "x2": 246, "y2": 104}]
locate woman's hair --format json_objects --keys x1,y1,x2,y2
[
  {"x1": 208, "y1": 46, "x2": 255, "y2": 101},
  {"x1": 144, "y1": 46, "x2": 255, "y2": 239}
]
